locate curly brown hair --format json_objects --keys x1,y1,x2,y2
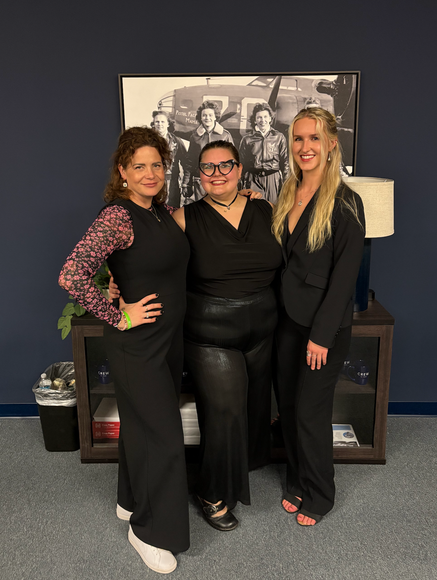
[
  {"x1": 104, "y1": 126, "x2": 171, "y2": 204},
  {"x1": 249, "y1": 103, "x2": 274, "y2": 129},
  {"x1": 195, "y1": 101, "x2": 221, "y2": 125}
]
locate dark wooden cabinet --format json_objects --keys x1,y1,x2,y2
[
  {"x1": 334, "y1": 300, "x2": 394, "y2": 464},
  {"x1": 71, "y1": 316, "x2": 116, "y2": 462},
  {"x1": 72, "y1": 299, "x2": 394, "y2": 464}
]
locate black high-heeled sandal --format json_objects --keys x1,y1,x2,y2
[
  {"x1": 296, "y1": 509, "x2": 323, "y2": 526},
  {"x1": 282, "y1": 496, "x2": 302, "y2": 513},
  {"x1": 197, "y1": 497, "x2": 239, "y2": 531}
]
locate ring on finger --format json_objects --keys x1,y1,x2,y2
[
  {"x1": 146, "y1": 313, "x2": 149, "y2": 319},
  {"x1": 311, "y1": 354, "x2": 317, "y2": 358},
  {"x1": 306, "y1": 351, "x2": 311, "y2": 357}
]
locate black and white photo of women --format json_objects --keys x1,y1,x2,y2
[
  {"x1": 181, "y1": 101, "x2": 234, "y2": 204},
  {"x1": 239, "y1": 103, "x2": 290, "y2": 204},
  {"x1": 151, "y1": 110, "x2": 188, "y2": 208}
]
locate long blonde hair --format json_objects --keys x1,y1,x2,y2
[{"x1": 272, "y1": 107, "x2": 360, "y2": 252}]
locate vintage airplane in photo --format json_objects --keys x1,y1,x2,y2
[{"x1": 155, "y1": 74, "x2": 358, "y2": 168}]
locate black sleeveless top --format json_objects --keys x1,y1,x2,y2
[
  {"x1": 105, "y1": 200, "x2": 190, "y2": 303},
  {"x1": 184, "y1": 199, "x2": 282, "y2": 298}
]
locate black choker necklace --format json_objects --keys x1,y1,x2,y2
[{"x1": 208, "y1": 192, "x2": 239, "y2": 212}]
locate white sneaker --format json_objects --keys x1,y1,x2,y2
[
  {"x1": 116, "y1": 504, "x2": 133, "y2": 521},
  {"x1": 128, "y1": 525, "x2": 177, "y2": 574}
]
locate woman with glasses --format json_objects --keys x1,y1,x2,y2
[{"x1": 172, "y1": 140, "x2": 282, "y2": 531}]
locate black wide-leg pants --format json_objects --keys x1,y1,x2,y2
[
  {"x1": 275, "y1": 311, "x2": 352, "y2": 517},
  {"x1": 183, "y1": 288, "x2": 277, "y2": 509},
  {"x1": 105, "y1": 292, "x2": 190, "y2": 553}
]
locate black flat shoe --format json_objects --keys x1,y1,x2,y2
[{"x1": 197, "y1": 497, "x2": 239, "y2": 532}]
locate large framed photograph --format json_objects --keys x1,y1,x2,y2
[{"x1": 119, "y1": 72, "x2": 360, "y2": 207}]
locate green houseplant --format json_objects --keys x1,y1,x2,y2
[{"x1": 58, "y1": 263, "x2": 111, "y2": 339}]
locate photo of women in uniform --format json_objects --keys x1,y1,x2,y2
[
  {"x1": 180, "y1": 101, "x2": 233, "y2": 204},
  {"x1": 119, "y1": 72, "x2": 360, "y2": 201},
  {"x1": 151, "y1": 110, "x2": 188, "y2": 208},
  {"x1": 239, "y1": 103, "x2": 289, "y2": 204}
]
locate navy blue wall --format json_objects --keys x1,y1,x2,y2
[{"x1": 1, "y1": 1, "x2": 436, "y2": 405}]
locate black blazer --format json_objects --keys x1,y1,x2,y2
[{"x1": 280, "y1": 184, "x2": 365, "y2": 348}]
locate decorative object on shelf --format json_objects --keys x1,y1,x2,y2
[
  {"x1": 346, "y1": 359, "x2": 370, "y2": 385},
  {"x1": 341, "y1": 353, "x2": 352, "y2": 375},
  {"x1": 57, "y1": 262, "x2": 111, "y2": 339},
  {"x1": 343, "y1": 177, "x2": 394, "y2": 312},
  {"x1": 97, "y1": 360, "x2": 111, "y2": 384}
]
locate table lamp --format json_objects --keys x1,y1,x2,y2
[{"x1": 343, "y1": 177, "x2": 394, "y2": 311}]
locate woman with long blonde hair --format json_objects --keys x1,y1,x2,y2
[{"x1": 272, "y1": 107, "x2": 365, "y2": 526}]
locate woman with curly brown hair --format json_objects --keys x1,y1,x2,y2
[{"x1": 59, "y1": 126, "x2": 190, "y2": 573}]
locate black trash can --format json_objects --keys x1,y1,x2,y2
[{"x1": 32, "y1": 362, "x2": 80, "y2": 452}]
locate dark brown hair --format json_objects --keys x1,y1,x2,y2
[
  {"x1": 104, "y1": 126, "x2": 171, "y2": 204},
  {"x1": 195, "y1": 101, "x2": 221, "y2": 124},
  {"x1": 249, "y1": 103, "x2": 274, "y2": 128},
  {"x1": 199, "y1": 140, "x2": 240, "y2": 164}
]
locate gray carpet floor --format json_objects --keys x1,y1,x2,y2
[{"x1": 0, "y1": 417, "x2": 436, "y2": 580}]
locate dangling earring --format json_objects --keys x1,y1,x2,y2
[
  {"x1": 122, "y1": 181, "x2": 128, "y2": 188},
  {"x1": 328, "y1": 152, "x2": 331, "y2": 162}
]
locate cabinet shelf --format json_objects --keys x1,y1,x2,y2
[{"x1": 72, "y1": 299, "x2": 394, "y2": 464}]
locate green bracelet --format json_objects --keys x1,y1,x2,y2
[{"x1": 123, "y1": 311, "x2": 132, "y2": 330}]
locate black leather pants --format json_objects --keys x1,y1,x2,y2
[{"x1": 184, "y1": 287, "x2": 277, "y2": 509}]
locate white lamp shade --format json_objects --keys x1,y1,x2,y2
[{"x1": 343, "y1": 177, "x2": 394, "y2": 238}]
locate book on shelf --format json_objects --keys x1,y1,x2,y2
[
  {"x1": 91, "y1": 394, "x2": 201, "y2": 445},
  {"x1": 92, "y1": 425, "x2": 120, "y2": 439},
  {"x1": 92, "y1": 397, "x2": 120, "y2": 440},
  {"x1": 183, "y1": 434, "x2": 201, "y2": 445},
  {"x1": 180, "y1": 393, "x2": 201, "y2": 444},
  {"x1": 179, "y1": 393, "x2": 197, "y2": 410},
  {"x1": 332, "y1": 424, "x2": 359, "y2": 447}
]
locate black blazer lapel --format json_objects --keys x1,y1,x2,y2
[
  {"x1": 281, "y1": 225, "x2": 288, "y2": 264},
  {"x1": 285, "y1": 196, "x2": 315, "y2": 258}
]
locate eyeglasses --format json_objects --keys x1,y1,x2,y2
[{"x1": 199, "y1": 159, "x2": 239, "y2": 177}]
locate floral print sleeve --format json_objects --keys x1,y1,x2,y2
[
  {"x1": 59, "y1": 205, "x2": 134, "y2": 327},
  {"x1": 163, "y1": 204, "x2": 175, "y2": 215}
]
